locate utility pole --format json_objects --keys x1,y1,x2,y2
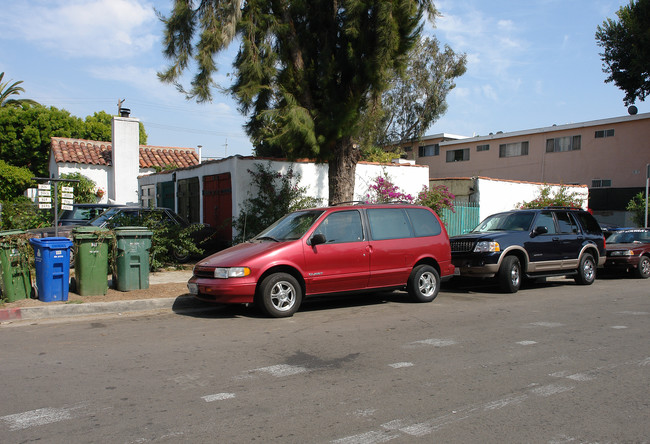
[{"x1": 223, "y1": 139, "x2": 228, "y2": 158}]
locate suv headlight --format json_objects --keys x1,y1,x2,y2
[
  {"x1": 214, "y1": 267, "x2": 251, "y2": 278},
  {"x1": 474, "y1": 241, "x2": 500, "y2": 253}
]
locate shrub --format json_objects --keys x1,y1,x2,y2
[
  {"x1": 626, "y1": 192, "x2": 648, "y2": 227},
  {"x1": 232, "y1": 163, "x2": 323, "y2": 243},
  {"x1": 0, "y1": 196, "x2": 49, "y2": 230},
  {"x1": 518, "y1": 184, "x2": 585, "y2": 209}
]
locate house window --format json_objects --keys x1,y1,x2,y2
[
  {"x1": 446, "y1": 148, "x2": 469, "y2": 162},
  {"x1": 476, "y1": 144, "x2": 490, "y2": 152},
  {"x1": 403, "y1": 145, "x2": 413, "y2": 152},
  {"x1": 499, "y1": 141, "x2": 529, "y2": 158},
  {"x1": 546, "y1": 135, "x2": 581, "y2": 152},
  {"x1": 595, "y1": 129, "x2": 615, "y2": 138},
  {"x1": 591, "y1": 179, "x2": 612, "y2": 188},
  {"x1": 418, "y1": 144, "x2": 439, "y2": 157}
]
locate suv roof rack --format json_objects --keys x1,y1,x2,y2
[{"x1": 543, "y1": 206, "x2": 583, "y2": 210}]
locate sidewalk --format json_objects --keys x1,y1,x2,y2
[{"x1": 0, "y1": 269, "x2": 215, "y2": 323}]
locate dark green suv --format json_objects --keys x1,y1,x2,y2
[{"x1": 450, "y1": 207, "x2": 605, "y2": 293}]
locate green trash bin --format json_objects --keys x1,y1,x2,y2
[
  {"x1": 113, "y1": 226, "x2": 152, "y2": 292},
  {"x1": 73, "y1": 226, "x2": 111, "y2": 296},
  {"x1": 0, "y1": 230, "x2": 32, "y2": 302}
]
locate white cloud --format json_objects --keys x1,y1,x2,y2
[{"x1": 1, "y1": 0, "x2": 157, "y2": 59}]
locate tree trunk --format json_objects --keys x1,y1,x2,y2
[{"x1": 328, "y1": 137, "x2": 360, "y2": 205}]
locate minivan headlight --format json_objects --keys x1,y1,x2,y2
[
  {"x1": 474, "y1": 241, "x2": 500, "y2": 253},
  {"x1": 214, "y1": 267, "x2": 251, "y2": 278}
]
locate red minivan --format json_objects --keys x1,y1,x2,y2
[{"x1": 188, "y1": 203, "x2": 454, "y2": 317}]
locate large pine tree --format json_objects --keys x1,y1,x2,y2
[{"x1": 159, "y1": 0, "x2": 435, "y2": 204}]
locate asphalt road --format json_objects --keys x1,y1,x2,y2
[{"x1": 1, "y1": 276, "x2": 648, "y2": 443}]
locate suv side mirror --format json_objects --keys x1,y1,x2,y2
[
  {"x1": 532, "y1": 226, "x2": 548, "y2": 236},
  {"x1": 309, "y1": 233, "x2": 326, "y2": 246}
]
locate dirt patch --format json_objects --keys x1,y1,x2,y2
[{"x1": 1, "y1": 264, "x2": 195, "y2": 309}]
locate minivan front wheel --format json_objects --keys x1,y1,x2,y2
[
  {"x1": 498, "y1": 255, "x2": 521, "y2": 293},
  {"x1": 574, "y1": 253, "x2": 596, "y2": 285},
  {"x1": 407, "y1": 265, "x2": 440, "y2": 302},
  {"x1": 257, "y1": 273, "x2": 302, "y2": 318}
]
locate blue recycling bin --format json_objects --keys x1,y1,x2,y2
[{"x1": 29, "y1": 237, "x2": 73, "y2": 302}]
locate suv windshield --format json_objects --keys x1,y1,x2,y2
[
  {"x1": 473, "y1": 212, "x2": 535, "y2": 233},
  {"x1": 255, "y1": 210, "x2": 324, "y2": 241}
]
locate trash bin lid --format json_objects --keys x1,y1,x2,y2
[
  {"x1": 72, "y1": 226, "x2": 110, "y2": 234},
  {"x1": 114, "y1": 226, "x2": 153, "y2": 237},
  {"x1": 29, "y1": 237, "x2": 74, "y2": 249},
  {"x1": 72, "y1": 226, "x2": 112, "y2": 240}
]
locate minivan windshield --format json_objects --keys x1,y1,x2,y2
[
  {"x1": 254, "y1": 210, "x2": 324, "y2": 241},
  {"x1": 473, "y1": 211, "x2": 535, "y2": 233}
]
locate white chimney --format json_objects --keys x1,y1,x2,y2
[{"x1": 109, "y1": 116, "x2": 140, "y2": 204}]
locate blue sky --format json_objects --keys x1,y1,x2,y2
[{"x1": 0, "y1": 0, "x2": 643, "y2": 159}]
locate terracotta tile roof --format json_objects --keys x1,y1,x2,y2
[{"x1": 51, "y1": 137, "x2": 199, "y2": 169}]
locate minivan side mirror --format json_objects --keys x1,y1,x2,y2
[
  {"x1": 309, "y1": 233, "x2": 326, "y2": 246},
  {"x1": 532, "y1": 226, "x2": 548, "y2": 236}
]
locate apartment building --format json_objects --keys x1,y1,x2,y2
[{"x1": 398, "y1": 112, "x2": 650, "y2": 225}]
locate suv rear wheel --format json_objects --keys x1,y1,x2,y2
[
  {"x1": 407, "y1": 265, "x2": 440, "y2": 302},
  {"x1": 498, "y1": 255, "x2": 521, "y2": 293},
  {"x1": 574, "y1": 253, "x2": 596, "y2": 285}
]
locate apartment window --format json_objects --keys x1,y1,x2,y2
[
  {"x1": 591, "y1": 179, "x2": 612, "y2": 188},
  {"x1": 476, "y1": 144, "x2": 490, "y2": 152},
  {"x1": 446, "y1": 148, "x2": 470, "y2": 162},
  {"x1": 418, "y1": 144, "x2": 439, "y2": 157},
  {"x1": 499, "y1": 141, "x2": 529, "y2": 158},
  {"x1": 595, "y1": 129, "x2": 615, "y2": 138},
  {"x1": 546, "y1": 135, "x2": 581, "y2": 152}
]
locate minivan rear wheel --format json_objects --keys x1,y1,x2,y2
[
  {"x1": 407, "y1": 265, "x2": 440, "y2": 302},
  {"x1": 257, "y1": 273, "x2": 302, "y2": 318}
]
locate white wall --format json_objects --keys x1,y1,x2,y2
[
  {"x1": 110, "y1": 117, "x2": 140, "y2": 204},
  {"x1": 137, "y1": 157, "x2": 430, "y2": 239},
  {"x1": 51, "y1": 162, "x2": 111, "y2": 203},
  {"x1": 476, "y1": 178, "x2": 589, "y2": 221}
]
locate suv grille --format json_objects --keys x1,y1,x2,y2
[{"x1": 450, "y1": 239, "x2": 475, "y2": 253}]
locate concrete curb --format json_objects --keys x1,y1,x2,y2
[{"x1": 0, "y1": 295, "x2": 212, "y2": 322}]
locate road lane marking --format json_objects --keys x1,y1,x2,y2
[
  {"x1": 388, "y1": 362, "x2": 414, "y2": 368},
  {"x1": 408, "y1": 338, "x2": 457, "y2": 347},
  {"x1": 0, "y1": 404, "x2": 86, "y2": 431},
  {"x1": 202, "y1": 393, "x2": 235, "y2": 402},
  {"x1": 516, "y1": 340, "x2": 537, "y2": 345},
  {"x1": 529, "y1": 322, "x2": 564, "y2": 328},
  {"x1": 611, "y1": 325, "x2": 628, "y2": 329},
  {"x1": 252, "y1": 364, "x2": 309, "y2": 377},
  {"x1": 617, "y1": 311, "x2": 649, "y2": 315}
]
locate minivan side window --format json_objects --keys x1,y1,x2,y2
[
  {"x1": 406, "y1": 208, "x2": 442, "y2": 237},
  {"x1": 367, "y1": 208, "x2": 413, "y2": 240},
  {"x1": 313, "y1": 210, "x2": 363, "y2": 243}
]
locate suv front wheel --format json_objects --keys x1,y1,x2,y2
[
  {"x1": 498, "y1": 255, "x2": 521, "y2": 293},
  {"x1": 574, "y1": 253, "x2": 596, "y2": 285}
]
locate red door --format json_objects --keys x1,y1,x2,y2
[{"x1": 203, "y1": 173, "x2": 232, "y2": 247}]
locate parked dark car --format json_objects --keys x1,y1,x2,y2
[
  {"x1": 603, "y1": 228, "x2": 650, "y2": 279},
  {"x1": 30, "y1": 206, "x2": 219, "y2": 262},
  {"x1": 56, "y1": 203, "x2": 126, "y2": 226},
  {"x1": 450, "y1": 207, "x2": 606, "y2": 293},
  {"x1": 188, "y1": 203, "x2": 455, "y2": 317}
]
